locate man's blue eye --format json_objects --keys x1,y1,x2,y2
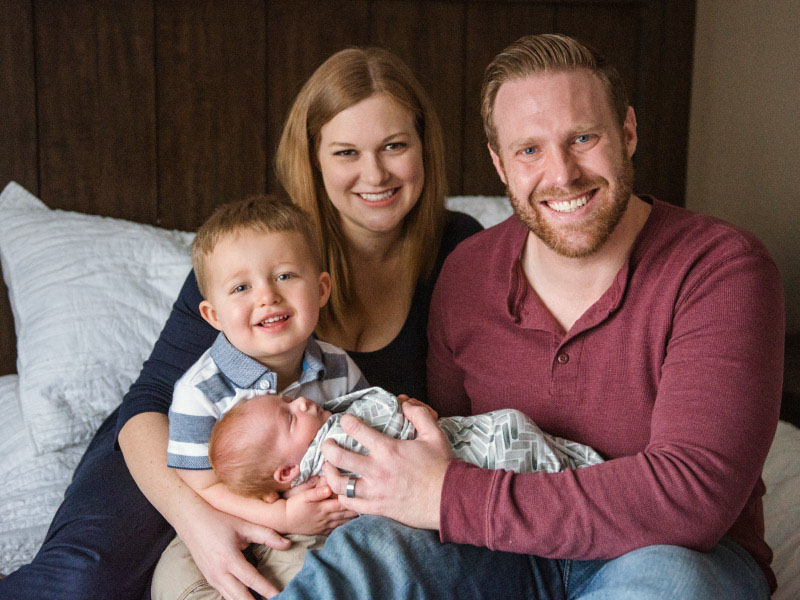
[
  {"x1": 576, "y1": 135, "x2": 591, "y2": 143},
  {"x1": 522, "y1": 147, "x2": 536, "y2": 155},
  {"x1": 277, "y1": 273, "x2": 292, "y2": 281}
]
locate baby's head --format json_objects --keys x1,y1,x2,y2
[
  {"x1": 209, "y1": 394, "x2": 332, "y2": 498},
  {"x1": 192, "y1": 195, "x2": 331, "y2": 366}
]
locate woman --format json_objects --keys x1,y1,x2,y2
[
  {"x1": 0, "y1": 48, "x2": 480, "y2": 600},
  {"x1": 276, "y1": 47, "x2": 479, "y2": 401}
]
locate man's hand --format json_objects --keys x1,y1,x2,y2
[
  {"x1": 283, "y1": 482, "x2": 358, "y2": 534},
  {"x1": 321, "y1": 398, "x2": 452, "y2": 530},
  {"x1": 178, "y1": 504, "x2": 289, "y2": 600}
]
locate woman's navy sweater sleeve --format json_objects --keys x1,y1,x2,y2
[{"x1": 115, "y1": 270, "x2": 217, "y2": 438}]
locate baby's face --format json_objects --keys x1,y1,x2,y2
[{"x1": 247, "y1": 394, "x2": 332, "y2": 466}]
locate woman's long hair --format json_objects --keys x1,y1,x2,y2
[{"x1": 275, "y1": 47, "x2": 446, "y2": 335}]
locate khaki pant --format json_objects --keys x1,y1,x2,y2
[{"x1": 151, "y1": 534, "x2": 327, "y2": 600}]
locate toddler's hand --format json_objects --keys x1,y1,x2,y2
[{"x1": 284, "y1": 483, "x2": 356, "y2": 535}]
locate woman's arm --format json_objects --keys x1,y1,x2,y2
[
  {"x1": 119, "y1": 412, "x2": 287, "y2": 599},
  {"x1": 116, "y1": 274, "x2": 287, "y2": 599}
]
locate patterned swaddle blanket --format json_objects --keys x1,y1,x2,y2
[{"x1": 292, "y1": 386, "x2": 603, "y2": 486}]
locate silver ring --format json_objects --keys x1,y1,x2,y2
[{"x1": 345, "y1": 474, "x2": 358, "y2": 499}]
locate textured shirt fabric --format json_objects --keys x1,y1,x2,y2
[
  {"x1": 427, "y1": 198, "x2": 784, "y2": 591},
  {"x1": 167, "y1": 333, "x2": 366, "y2": 470},
  {"x1": 294, "y1": 387, "x2": 603, "y2": 486},
  {"x1": 116, "y1": 210, "x2": 482, "y2": 440}
]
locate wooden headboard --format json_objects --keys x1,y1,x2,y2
[{"x1": 0, "y1": 0, "x2": 696, "y2": 375}]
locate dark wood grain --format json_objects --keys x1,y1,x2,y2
[
  {"x1": 556, "y1": 2, "x2": 642, "y2": 190},
  {"x1": 372, "y1": 0, "x2": 466, "y2": 193},
  {"x1": 156, "y1": 0, "x2": 267, "y2": 230},
  {"x1": 642, "y1": 0, "x2": 695, "y2": 206},
  {"x1": 0, "y1": 0, "x2": 697, "y2": 375},
  {"x1": 0, "y1": 0, "x2": 36, "y2": 375},
  {"x1": 265, "y1": 0, "x2": 370, "y2": 193},
  {"x1": 0, "y1": 0, "x2": 38, "y2": 195},
  {"x1": 35, "y1": 0, "x2": 158, "y2": 221},
  {"x1": 463, "y1": 2, "x2": 555, "y2": 195}
]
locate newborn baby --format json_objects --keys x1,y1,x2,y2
[{"x1": 208, "y1": 386, "x2": 604, "y2": 499}]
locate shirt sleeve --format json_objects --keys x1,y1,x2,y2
[
  {"x1": 115, "y1": 270, "x2": 218, "y2": 441},
  {"x1": 439, "y1": 250, "x2": 784, "y2": 559},
  {"x1": 166, "y1": 379, "x2": 219, "y2": 470}
]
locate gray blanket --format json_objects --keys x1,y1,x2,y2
[{"x1": 294, "y1": 387, "x2": 603, "y2": 486}]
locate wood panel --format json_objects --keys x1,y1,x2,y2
[
  {"x1": 641, "y1": 0, "x2": 695, "y2": 206},
  {"x1": 35, "y1": 0, "x2": 157, "y2": 221},
  {"x1": 0, "y1": 0, "x2": 697, "y2": 375},
  {"x1": 372, "y1": 1, "x2": 466, "y2": 193},
  {"x1": 0, "y1": 0, "x2": 36, "y2": 375},
  {"x1": 0, "y1": 0, "x2": 38, "y2": 195},
  {"x1": 463, "y1": 2, "x2": 555, "y2": 195},
  {"x1": 555, "y1": 3, "x2": 643, "y2": 187},
  {"x1": 156, "y1": 0, "x2": 267, "y2": 230},
  {"x1": 265, "y1": 0, "x2": 370, "y2": 193}
]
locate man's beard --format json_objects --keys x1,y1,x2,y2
[{"x1": 508, "y1": 155, "x2": 634, "y2": 259}]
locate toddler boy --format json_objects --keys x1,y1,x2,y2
[{"x1": 153, "y1": 195, "x2": 367, "y2": 599}]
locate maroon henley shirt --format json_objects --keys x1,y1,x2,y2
[{"x1": 427, "y1": 197, "x2": 784, "y2": 591}]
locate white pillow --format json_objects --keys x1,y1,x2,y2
[
  {"x1": 0, "y1": 182, "x2": 194, "y2": 455},
  {"x1": 445, "y1": 195, "x2": 513, "y2": 228}
]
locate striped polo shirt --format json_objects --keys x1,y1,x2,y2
[{"x1": 167, "y1": 332, "x2": 367, "y2": 470}]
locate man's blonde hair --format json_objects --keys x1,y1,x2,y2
[
  {"x1": 191, "y1": 195, "x2": 321, "y2": 299},
  {"x1": 275, "y1": 47, "x2": 446, "y2": 334},
  {"x1": 481, "y1": 33, "x2": 628, "y2": 151}
]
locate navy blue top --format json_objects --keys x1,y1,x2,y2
[{"x1": 115, "y1": 210, "x2": 482, "y2": 437}]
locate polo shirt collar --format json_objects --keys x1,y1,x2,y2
[{"x1": 209, "y1": 333, "x2": 326, "y2": 390}]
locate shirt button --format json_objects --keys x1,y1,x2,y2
[
  {"x1": 258, "y1": 380, "x2": 269, "y2": 389},
  {"x1": 557, "y1": 353, "x2": 569, "y2": 364}
]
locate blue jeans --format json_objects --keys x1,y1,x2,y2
[
  {"x1": 0, "y1": 408, "x2": 174, "y2": 600},
  {"x1": 277, "y1": 516, "x2": 771, "y2": 600}
]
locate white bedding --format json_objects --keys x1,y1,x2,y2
[{"x1": 0, "y1": 183, "x2": 798, "y2": 597}]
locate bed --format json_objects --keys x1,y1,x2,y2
[{"x1": 0, "y1": 181, "x2": 798, "y2": 596}]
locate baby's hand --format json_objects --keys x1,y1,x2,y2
[
  {"x1": 397, "y1": 394, "x2": 438, "y2": 420},
  {"x1": 282, "y1": 475, "x2": 324, "y2": 500},
  {"x1": 284, "y1": 483, "x2": 356, "y2": 535},
  {"x1": 260, "y1": 489, "x2": 280, "y2": 503}
]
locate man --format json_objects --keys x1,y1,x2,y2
[{"x1": 277, "y1": 34, "x2": 783, "y2": 599}]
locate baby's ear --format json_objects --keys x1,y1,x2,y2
[{"x1": 274, "y1": 464, "x2": 300, "y2": 485}]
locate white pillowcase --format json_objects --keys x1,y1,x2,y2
[
  {"x1": 0, "y1": 182, "x2": 194, "y2": 454},
  {"x1": 445, "y1": 195, "x2": 513, "y2": 229}
]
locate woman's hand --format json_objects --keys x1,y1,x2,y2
[
  {"x1": 320, "y1": 398, "x2": 452, "y2": 530},
  {"x1": 177, "y1": 504, "x2": 290, "y2": 600},
  {"x1": 283, "y1": 481, "x2": 358, "y2": 534},
  {"x1": 119, "y1": 412, "x2": 288, "y2": 600}
]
